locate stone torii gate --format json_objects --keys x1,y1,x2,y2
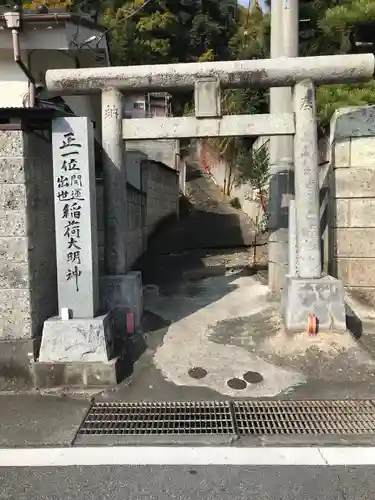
[{"x1": 46, "y1": 53, "x2": 375, "y2": 334}]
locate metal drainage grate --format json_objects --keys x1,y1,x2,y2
[
  {"x1": 79, "y1": 401, "x2": 235, "y2": 435},
  {"x1": 78, "y1": 400, "x2": 375, "y2": 436},
  {"x1": 234, "y1": 400, "x2": 375, "y2": 435}
]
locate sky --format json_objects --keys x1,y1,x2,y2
[{"x1": 238, "y1": 0, "x2": 267, "y2": 11}]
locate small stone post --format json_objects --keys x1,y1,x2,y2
[
  {"x1": 101, "y1": 88, "x2": 127, "y2": 275},
  {"x1": 293, "y1": 79, "x2": 321, "y2": 278}
]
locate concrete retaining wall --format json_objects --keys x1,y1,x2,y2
[
  {"x1": 329, "y1": 106, "x2": 375, "y2": 306},
  {"x1": 0, "y1": 130, "x2": 57, "y2": 342},
  {"x1": 96, "y1": 182, "x2": 145, "y2": 274},
  {"x1": 0, "y1": 129, "x2": 57, "y2": 388},
  {"x1": 97, "y1": 159, "x2": 179, "y2": 272},
  {"x1": 196, "y1": 138, "x2": 266, "y2": 223},
  {"x1": 142, "y1": 159, "x2": 179, "y2": 239}
]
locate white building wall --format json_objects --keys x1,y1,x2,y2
[
  {"x1": 0, "y1": 50, "x2": 29, "y2": 107},
  {"x1": 0, "y1": 48, "x2": 102, "y2": 140},
  {"x1": 63, "y1": 95, "x2": 101, "y2": 141},
  {"x1": 0, "y1": 21, "x2": 107, "y2": 141}
]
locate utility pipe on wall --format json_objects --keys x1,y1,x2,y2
[
  {"x1": 4, "y1": 10, "x2": 36, "y2": 107},
  {"x1": 11, "y1": 28, "x2": 36, "y2": 107}
]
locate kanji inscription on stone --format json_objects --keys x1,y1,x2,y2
[{"x1": 52, "y1": 117, "x2": 99, "y2": 318}]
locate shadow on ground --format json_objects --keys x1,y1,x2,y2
[
  {"x1": 345, "y1": 292, "x2": 375, "y2": 362},
  {"x1": 129, "y1": 162, "x2": 268, "y2": 362}
]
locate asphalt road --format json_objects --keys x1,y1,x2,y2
[{"x1": 1, "y1": 465, "x2": 375, "y2": 500}]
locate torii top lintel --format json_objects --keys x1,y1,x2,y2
[{"x1": 45, "y1": 54, "x2": 375, "y2": 94}]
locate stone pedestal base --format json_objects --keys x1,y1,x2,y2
[
  {"x1": 282, "y1": 275, "x2": 347, "y2": 333},
  {"x1": 39, "y1": 313, "x2": 115, "y2": 363},
  {"x1": 32, "y1": 358, "x2": 126, "y2": 388},
  {"x1": 99, "y1": 271, "x2": 143, "y2": 328},
  {"x1": 0, "y1": 338, "x2": 35, "y2": 390}
]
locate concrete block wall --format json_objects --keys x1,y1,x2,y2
[
  {"x1": 96, "y1": 182, "x2": 145, "y2": 273},
  {"x1": 330, "y1": 106, "x2": 375, "y2": 305},
  {"x1": 126, "y1": 185, "x2": 146, "y2": 268},
  {"x1": 96, "y1": 159, "x2": 178, "y2": 272},
  {"x1": 142, "y1": 159, "x2": 179, "y2": 239},
  {"x1": 0, "y1": 129, "x2": 57, "y2": 385}
]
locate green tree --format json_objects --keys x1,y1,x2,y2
[
  {"x1": 23, "y1": 0, "x2": 74, "y2": 9},
  {"x1": 101, "y1": 0, "x2": 238, "y2": 66},
  {"x1": 313, "y1": 0, "x2": 375, "y2": 129},
  {"x1": 23, "y1": 0, "x2": 239, "y2": 67},
  {"x1": 245, "y1": 1, "x2": 375, "y2": 129}
]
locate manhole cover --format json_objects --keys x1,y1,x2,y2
[
  {"x1": 227, "y1": 378, "x2": 247, "y2": 390},
  {"x1": 188, "y1": 367, "x2": 207, "y2": 379},
  {"x1": 243, "y1": 371, "x2": 263, "y2": 384}
]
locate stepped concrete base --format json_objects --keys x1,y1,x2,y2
[
  {"x1": 283, "y1": 274, "x2": 347, "y2": 333},
  {"x1": 39, "y1": 313, "x2": 115, "y2": 363},
  {"x1": 32, "y1": 358, "x2": 125, "y2": 388},
  {"x1": 0, "y1": 339, "x2": 35, "y2": 390},
  {"x1": 100, "y1": 271, "x2": 143, "y2": 329}
]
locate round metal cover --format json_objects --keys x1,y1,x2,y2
[
  {"x1": 188, "y1": 367, "x2": 208, "y2": 379},
  {"x1": 243, "y1": 371, "x2": 263, "y2": 384},
  {"x1": 227, "y1": 378, "x2": 247, "y2": 390}
]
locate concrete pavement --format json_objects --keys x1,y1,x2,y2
[{"x1": 0, "y1": 394, "x2": 91, "y2": 447}]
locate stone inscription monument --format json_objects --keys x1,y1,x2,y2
[
  {"x1": 52, "y1": 116, "x2": 99, "y2": 318},
  {"x1": 38, "y1": 117, "x2": 115, "y2": 364}
]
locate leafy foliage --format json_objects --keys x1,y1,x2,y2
[
  {"x1": 99, "y1": 0, "x2": 239, "y2": 66},
  {"x1": 23, "y1": 0, "x2": 74, "y2": 9},
  {"x1": 252, "y1": 0, "x2": 375, "y2": 127},
  {"x1": 236, "y1": 142, "x2": 269, "y2": 209},
  {"x1": 322, "y1": 0, "x2": 375, "y2": 33},
  {"x1": 317, "y1": 81, "x2": 375, "y2": 131},
  {"x1": 236, "y1": 140, "x2": 270, "y2": 231}
]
